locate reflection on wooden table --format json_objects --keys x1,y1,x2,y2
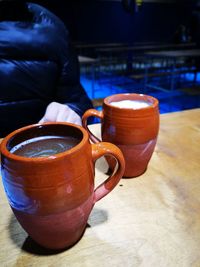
[{"x1": 0, "y1": 108, "x2": 200, "y2": 266}]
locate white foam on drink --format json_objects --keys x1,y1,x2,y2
[{"x1": 110, "y1": 100, "x2": 151, "y2": 109}]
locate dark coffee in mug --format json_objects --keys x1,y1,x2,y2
[{"x1": 10, "y1": 135, "x2": 80, "y2": 157}]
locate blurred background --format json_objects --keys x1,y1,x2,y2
[{"x1": 33, "y1": 0, "x2": 200, "y2": 113}]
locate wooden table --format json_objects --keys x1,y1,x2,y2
[
  {"x1": 75, "y1": 43, "x2": 127, "y2": 58},
  {"x1": 1, "y1": 109, "x2": 200, "y2": 266},
  {"x1": 96, "y1": 43, "x2": 196, "y2": 56},
  {"x1": 145, "y1": 49, "x2": 200, "y2": 59},
  {"x1": 78, "y1": 56, "x2": 98, "y2": 65},
  {"x1": 144, "y1": 49, "x2": 200, "y2": 92},
  {"x1": 76, "y1": 43, "x2": 127, "y2": 49}
]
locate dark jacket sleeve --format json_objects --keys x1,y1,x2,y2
[
  {"x1": 29, "y1": 3, "x2": 93, "y2": 117},
  {"x1": 0, "y1": 3, "x2": 93, "y2": 119},
  {"x1": 54, "y1": 41, "x2": 93, "y2": 117}
]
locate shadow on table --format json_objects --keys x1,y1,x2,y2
[{"x1": 8, "y1": 207, "x2": 108, "y2": 255}]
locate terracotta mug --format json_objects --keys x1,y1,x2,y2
[
  {"x1": 0, "y1": 122, "x2": 125, "y2": 250},
  {"x1": 82, "y1": 93, "x2": 159, "y2": 178}
]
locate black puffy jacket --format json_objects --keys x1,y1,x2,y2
[{"x1": 0, "y1": 2, "x2": 93, "y2": 137}]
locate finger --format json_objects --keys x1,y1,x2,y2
[
  {"x1": 67, "y1": 112, "x2": 82, "y2": 125},
  {"x1": 41, "y1": 103, "x2": 60, "y2": 122},
  {"x1": 45, "y1": 106, "x2": 60, "y2": 122},
  {"x1": 56, "y1": 107, "x2": 70, "y2": 122},
  {"x1": 38, "y1": 117, "x2": 48, "y2": 123},
  {"x1": 38, "y1": 117, "x2": 44, "y2": 123},
  {"x1": 74, "y1": 118, "x2": 82, "y2": 126}
]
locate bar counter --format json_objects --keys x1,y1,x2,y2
[{"x1": 0, "y1": 108, "x2": 200, "y2": 266}]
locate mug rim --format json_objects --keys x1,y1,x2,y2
[
  {"x1": 104, "y1": 93, "x2": 159, "y2": 110},
  {"x1": 0, "y1": 122, "x2": 89, "y2": 162}
]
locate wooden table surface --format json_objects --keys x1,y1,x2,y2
[
  {"x1": 78, "y1": 55, "x2": 98, "y2": 64},
  {"x1": 75, "y1": 43, "x2": 126, "y2": 49},
  {"x1": 1, "y1": 108, "x2": 200, "y2": 267},
  {"x1": 145, "y1": 49, "x2": 200, "y2": 58},
  {"x1": 96, "y1": 42, "x2": 196, "y2": 54}
]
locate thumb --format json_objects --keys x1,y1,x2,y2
[{"x1": 38, "y1": 117, "x2": 46, "y2": 123}]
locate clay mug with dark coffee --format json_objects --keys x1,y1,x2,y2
[
  {"x1": 82, "y1": 93, "x2": 159, "y2": 178},
  {"x1": 0, "y1": 122, "x2": 125, "y2": 250}
]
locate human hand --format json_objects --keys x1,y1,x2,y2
[{"x1": 39, "y1": 102, "x2": 82, "y2": 126}]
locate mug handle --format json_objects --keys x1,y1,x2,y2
[
  {"x1": 82, "y1": 109, "x2": 103, "y2": 143},
  {"x1": 91, "y1": 142, "x2": 125, "y2": 203}
]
